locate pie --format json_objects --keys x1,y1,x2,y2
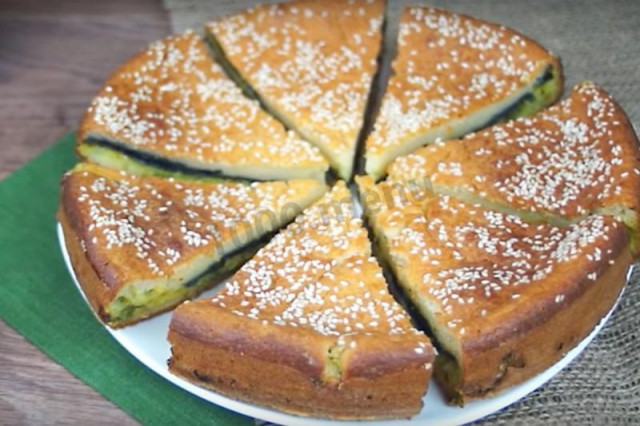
[
  {"x1": 59, "y1": 163, "x2": 325, "y2": 327},
  {"x1": 206, "y1": 0, "x2": 385, "y2": 180},
  {"x1": 365, "y1": 6, "x2": 563, "y2": 179},
  {"x1": 78, "y1": 31, "x2": 328, "y2": 181},
  {"x1": 358, "y1": 176, "x2": 631, "y2": 403},
  {"x1": 387, "y1": 82, "x2": 640, "y2": 232},
  {"x1": 58, "y1": 0, "x2": 640, "y2": 420},
  {"x1": 169, "y1": 183, "x2": 434, "y2": 419}
]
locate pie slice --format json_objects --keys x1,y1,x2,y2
[
  {"x1": 58, "y1": 163, "x2": 326, "y2": 327},
  {"x1": 365, "y1": 6, "x2": 563, "y2": 179},
  {"x1": 206, "y1": 0, "x2": 386, "y2": 180},
  {"x1": 168, "y1": 182, "x2": 434, "y2": 419},
  {"x1": 357, "y1": 176, "x2": 632, "y2": 404},
  {"x1": 387, "y1": 82, "x2": 640, "y2": 231},
  {"x1": 78, "y1": 31, "x2": 328, "y2": 181}
]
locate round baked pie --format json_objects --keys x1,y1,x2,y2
[{"x1": 58, "y1": 0, "x2": 640, "y2": 420}]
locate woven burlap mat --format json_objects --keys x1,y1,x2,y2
[{"x1": 162, "y1": 0, "x2": 640, "y2": 423}]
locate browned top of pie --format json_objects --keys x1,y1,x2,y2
[
  {"x1": 389, "y1": 82, "x2": 640, "y2": 219},
  {"x1": 80, "y1": 31, "x2": 326, "y2": 173},
  {"x1": 61, "y1": 163, "x2": 326, "y2": 290},
  {"x1": 208, "y1": 0, "x2": 385, "y2": 172},
  {"x1": 367, "y1": 6, "x2": 559, "y2": 155}
]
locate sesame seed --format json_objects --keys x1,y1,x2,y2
[
  {"x1": 365, "y1": 178, "x2": 623, "y2": 335},
  {"x1": 389, "y1": 83, "x2": 638, "y2": 220},
  {"x1": 67, "y1": 168, "x2": 316, "y2": 276},
  {"x1": 208, "y1": 0, "x2": 383, "y2": 168},
  {"x1": 206, "y1": 183, "x2": 431, "y2": 343},
  {"x1": 368, "y1": 6, "x2": 554, "y2": 159},
  {"x1": 85, "y1": 31, "x2": 324, "y2": 173}
]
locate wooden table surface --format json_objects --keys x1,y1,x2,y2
[{"x1": 0, "y1": 1, "x2": 169, "y2": 423}]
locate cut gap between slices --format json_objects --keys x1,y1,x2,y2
[
  {"x1": 435, "y1": 181, "x2": 640, "y2": 252},
  {"x1": 375, "y1": 174, "x2": 640, "y2": 251},
  {"x1": 207, "y1": 30, "x2": 349, "y2": 180},
  {"x1": 355, "y1": 185, "x2": 465, "y2": 405},
  {"x1": 350, "y1": 3, "x2": 390, "y2": 180}
]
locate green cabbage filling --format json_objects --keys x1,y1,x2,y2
[
  {"x1": 500, "y1": 65, "x2": 562, "y2": 122},
  {"x1": 596, "y1": 204, "x2": 639, "y2": 252},
  {"x1": 105, "y1": 244, "x2": 257, "y2": 325},
  {"x1": 322, "y1": 344, "x2": 346, "y2": 383},
  {"x1": 78, "y1": 140, "x2": 229, "y2": 183}
]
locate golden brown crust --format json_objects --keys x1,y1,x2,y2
[
  {"x1": 60, "y1": 166, "x2": 130, "y2": 293},
  {"x1": 168, "y1": 183, "x2": 433, "y2": 419},
  {"x1": 388, "y1": 83, "x2": 640, "y2": 222},
  {"x1": 170, "y1": 302, "x2": 330, "y2": 379},
  {"x1": 207, "y1": 0, "x2": 385, "y2": 179},
  {"x1": 450, "y1": 247, "x2": 632, "y2": 400},
  {"x1": 365, "y1": 6, "x2": 562, "y2": 177},
  {"x1": 59, "y1": 205, "x2": 216, "y2": 327},
  {"x1": 170, "y1": 302, "x2": 432, "y2": 385},
  {"x1": 340, "y1": 334, "x2": 433, "y2": 380},
  {"x1": 58, "y1": 206, "x2": 113, "y2": 323},
  {"x1": 169, "y1": 301, "x2": 432, "y2": 419},
  {"x1": 59, "y1": 163, "x2": 326, "y2": 327},
  {"x1": 169, "y1": 328, "x2": 431, "y2": 420},
  {"x1": 358, "y1": 176, "x2": 633, "y2": 403},
  {"x1": 78, "y1": 31, "x2": 327, "y2": 179},
  {"x1": 459, "y1": 217, "x2": 629, "y2": 354}
]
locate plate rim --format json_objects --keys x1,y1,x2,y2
[{"x1": 56, "y1": 222, "x2": 630, "y2": 426}]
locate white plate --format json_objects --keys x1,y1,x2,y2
[{"x1": 57, "y1": 223, "x2": 629, "y2": 426}]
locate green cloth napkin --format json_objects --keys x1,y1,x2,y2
[{"x1": 0, "y1": 133, "x2": 252, "y2": 426}]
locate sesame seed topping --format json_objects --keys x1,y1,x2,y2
[
  {"x1": 208, "y1": 182, "x2": 429, "y2": 342},
  {"x1": 361, "y1": 178, "x2": 625, "y2": 337},
  {"x1": 208, "y1": 0, "x2": 384, "y2": 168},
  {"x1": 389, "y1": 83, "x2": 640, "y2": 220},
  {"x1": 368, "y1": 7, "x2": 555, "y2": 156},
  {"x1": 63, "y1": 167, "x2": 320, "y2": 279},
  {"x1": 83, "y1": 31, "x2": 325, "y2": 173}
]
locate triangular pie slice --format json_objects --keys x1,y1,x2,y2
[
  {"x1": 365, "y1": 6, "x2": 563, "y2": 179},
  {"x1": 168, "y1": 182, "x2": 434, "y2": 420},
  {"x1": 387, "y1": 82, "x2": 640, "y2": 231},
  {"x1": 358, "y1": 176, "x2": 632, "y2": 404},
  {"x1": 58, "y1": 163, "x2": 326, "y2": 327},
  {"x1": 78, "y1": 31, "x2": 328, "y2": 181},
  {"x1": 206, "y1": 0, "x2": 386, "y2": 180}
]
